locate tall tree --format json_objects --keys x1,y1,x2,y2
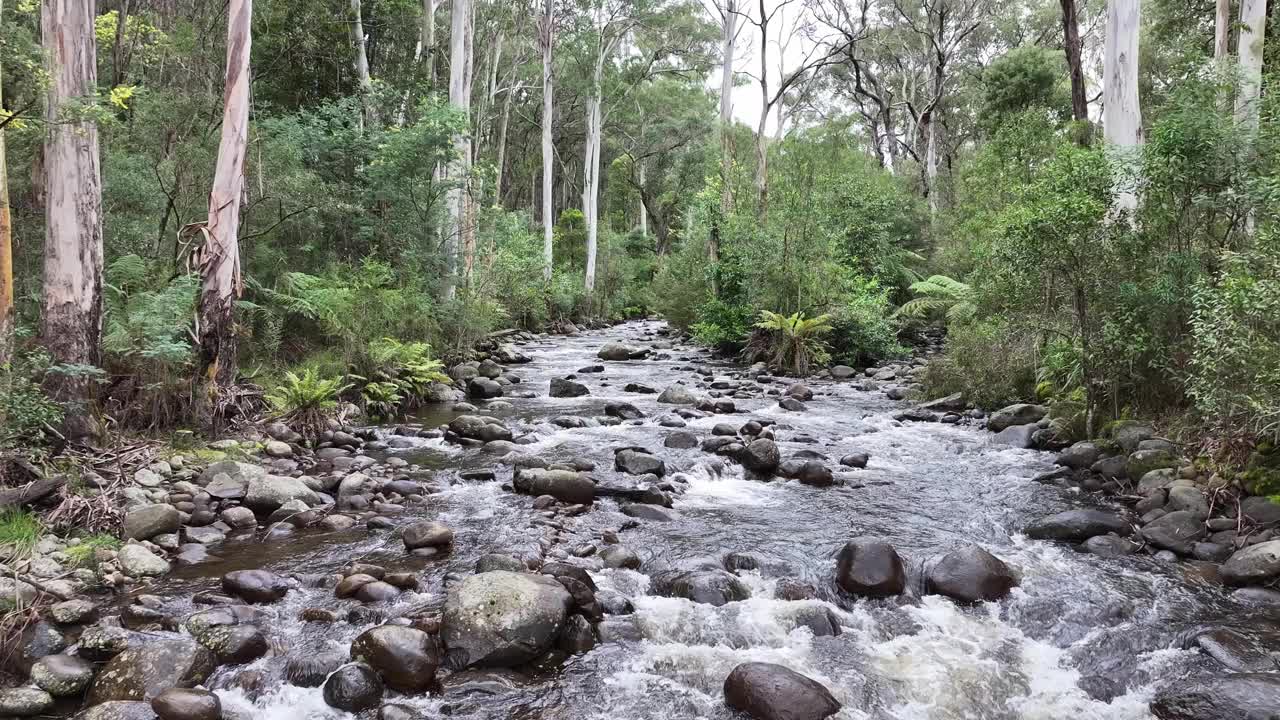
[
  {"x1": 1059, "y1": 0, "x2": 1088, "y2": 127},
  {"x1": 40, "y1": 0, "x2": 105, "y2": 431},
  {"x1": 396, "y1": 0, "x2": 439, "y2": 126},
  {"x1": 196, "y1": 0, "x2": 252, "y2": 418},
  {"x1": 442, "y1": 0, "x2": 474, "y2": 299},
  {"x1": 1214, "y1": 0, "x2": 1230, "y2": 58},
  {"x1": 1236, "y1": 0, "x2": 1266, "y2": 130},
  {"x1": 350, "y1": 0, "x2": 378, "y2": 128},
  {"x1": 1103, "y1": 0, "x2": 1141, "y2": 212},
  {"x1": 0, "y1": 0, "x2": 12, "y2": 366},
  {"x1": 540, "y1": 0, "x2": 555, "y2": 281},
  {"x1": 711, "y1": 0, "x2": 737, "y2": 293}
]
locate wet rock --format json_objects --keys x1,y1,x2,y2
[
  {"x1": 1024, "y1": 509, "x2": 1131, "y2": 543},
  {"x1": 118, "y1": 544, "x2": 170, "y2": 577},
  {"x1": 739, "y1": 439, "x2": 780, "y2": 474},
  {"x1": 75, "y1": 702, "x2": 159, "y2": 720},
  {"x1": 778, "y1": 460, "x2": 834, "y2": 487},
  {"x1": 600, "y1": 545, "x2": 641, "y2": 569},
  {"x1": 926, "y1": 545, "x2": 1018, "y2": 603},
  {"x1": 835, "y1": 539, "x2": 906, "y2": 597},
  {"x1": 1126, "y1": 449, "x2": 1179, "y2": 483},
  {"x1": 219, "y1": 506, "x2": 256, "y2": 529},
  {"x1": 558, "y1": 614, "x2": 596, "y2": 654},
  {"x1": 0, "y1": 687, "x2": 54, "y2": 716},
  {"x1": 31, "y1": 655, "x2": 94, "y2": 696},
  {"x1": 1150, "y1": 672, "x2": 1280, "y2": 719},
  {"x1": 1140, "y1": 511, "x2": 1206, "y2": 556},
  {"x1": 785, "y1": 384, "x2": 813, "y2": 401},
  {"x1": 379, "y1": 704, "x2": 425, "y2": 720},
  {"x1": 514, "y1": 469, "x2": 595, "y2": 504},
  {"x1": 284, "y1": 652, "x2": 346, "y2": 687},
  {"x1": 664, "y1": 431, "x2": 699, "y2": 449},
  {"x1": 723, "y1": 662, "x2": 841, "y2": 720},
  {"x1": 1191, "y1": 628, "x2": 1280, "y2": 672},
  {"x1": 150, "y1": 688, "x2": 220, "y2": 720},
  {"x1": 51, "y1": 597, "x2": 98, "y2": 624},
  {"x1": 839, "y1": 453, "x2": 869, "y2": 469},
  {"x1": 1056, "y1": 442, "x2": 1101, "y2": 470},
  {"x1": 222, "y1": 570, "x2": 290, "y2": 603},
  {"x1": 244, "y1": 474, "x2": 321, "y2": 513},
  {"x1": 403, "y1": 520, "x2": 455, "y2": 550},
  {"x1": 336, "y1": 574, "x2": 379, "y2": 598},
  {"x1": 79, "y1": 624, "x2": 132, "y2": 661},
  {"x1": 615, "y1": 449, "x2": 665, "y2": 477},
  {"x1": 350, "y1": 625, "x2": 440, "y2": 692},
  {"x1": 467, "y1": 377, "x2": 504, "y2": 399},
  {"x1": 475, "y1": 554, "x2": 525, "y2": 573},
  {"x1": 1231, "y1": 587, "x2": 1280, "y2": 607},
  {"x1": 621, "y1": 504, "x2": 673, "y2": 521},
  {"x1": 323, "y1": 662, "x2": 384, "y2": 712},
  {"x1": 652, "y1": 569, "x2": 750, "y2": 606},
  {"x1": 124, "y1": 504, "x2": 181, "y2": 541},
  {"x1": 598, "y1": 343, "x2": 642, "y2": 361},
  {"x1": 549, "y1": 377, "x2": 590, "y2": 398},
  {"x1": 605, "y1": 402, "x2": 644, "y2": 420},
  {"x1": 492, "y1": 343, "x2": 532, "y2": 364},
  {"x1": 778, "y1": 397, "x2": 807, "y2": 412},
  {"x1": 450, "y1": 415, "x2": 512, "y2": 442},
  {"x1": 442, "y1": 571, "x2": 572, "y2": 667},
  {"x1": 87, "y1": 635, "x2": 215, "y2": 704},
  {"x1": 657, "y1": 385, "x2": 698, "y2": 405},
  {"x1": 992, "y1": 424, "x2": 1037, "y2": 448},
  {"x1": 1221, "y1": 540, "x2": 1280, "y2": 586},
  {"x1": 987, "y1": 403, "x2": 1048, "y2": 432},
  {"x1": 1082, "y1": 535, "x2": 1140, "y2": 557}
]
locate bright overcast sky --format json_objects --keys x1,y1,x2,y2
[{"x1": 717, "y1": 0, "x2": 819, "y2": 134}]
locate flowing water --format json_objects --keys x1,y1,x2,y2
[{"x1": 155, "y1": 320, "x2": 1245, "y2": 719}]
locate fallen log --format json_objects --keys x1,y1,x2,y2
[{"x1": 0, "y1": 462, "x2": 66, "y2": 508}]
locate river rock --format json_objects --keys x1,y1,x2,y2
[
  {"x1": 118, "y1": 544, "x2": 170, "y2": 577},
  {"x1": 992, "y1": 424, "x2": 1037, "y2": 448},
  {"x1": 514, "y1": 468, "x2": 595, "y2": 504},
  {"x1": 492, "y1": 343, "x2": 531, "y2": 364},
  {"x1": 449, "y1": 415, "x2": 511, "y2": 442},
  {"x1": 926, "y1": 545, "x2": 1017, "y2": 603},
  {"x1": 615, "y1": 449, "x2": 665, "y2": 477},
  {"x1": 839, "y1": 453, "x2": 869, "y2": 469},
  {"x1": 1221, "y1": 540, "x2": 1280, "y2": 586},
  {"x1": 1167, "y1": 486, "x2": 1210, "y2": 518},
  {"x1": 221, "y1": 569, "x2": 290, "y2": 603},
  {"x1": 739, "y1": 438, "x2": 780, "y2": 474},
  {"x1": 150, "y1": 688, "x2": 220, "y2": 720},
  {"x1": 75, "y1": 702, "x2": 159, "y2": 720},
  {"x1": 350, "y1": 625, "x2": 440, "y2": 692},
  {"x1": 779, "y1": 460, "x2": 834, "y2": 487},
  {"x1": 652, "y1": 569, "x2": 750, "y2": 606},
  {"x1": 1112, "y1": 422, "x2": 1154, "y2": 452},
  {"x1": 31, "y1": 654, "x2": 95, "y2": 696},
  {"x1": 665, "y1": 431, "x2": 699, "y2": 449},
  {"x1": 1082, "y1": 535, "x2": 1140, "y2": 557},
  {"x1": 835, "y1": 539, "x2": 905, "y2": 597},
  {"x1": 723, "y1": 662, "x2": 841, "y2": 720},
  {"x1": 621, "y1": 504, "x2": 674, "y2": 521},
  {"x1": 219, "y1": 506, "x2": 256, "y2": 529},
  {"x1": 1150, "y1": 672, "x2": 1280, "y2": 719},
  {"x1": 605, "y1": 402, "x2": 645, "y2": 420},
  {"x1": 1055, "y1": 442, "x2": 1101, "y2": 470},
  {"x1": 402, "y1": 521, "x2": 455, "y2": 550},
  {"x1": 0, "y1": 687, "x2": 54, "y2": 716},
  {"x1": 597, "y1": 343, "x2": 640, "y2": 361},
  {"x1": 657, "y1": 385, "x2": 698, "y2": 404},
  {"x1": 1240, "y1": 497, "x2": 1280, "y2": 527},
  {"x1": 987, "y1": 403, "x2": 1048, "y2": 433},
  {"x1": 244, "y1": 474, "x2": 320, "y2": 513},
  {"x1": 549, "y1": 377, "x2": 589, "y2": 398},
  {"x1": 600, "y1": 545, "x2": 642, "y2": 569},
  {"x1": 323, "y1": 662, "x2": 383, "y2": 712},
  {"x1": 1024, "y1": 509, "x2": 1131, "y2": 543},
  {"x1": 87, "y1": 635, "x2": 215, "y2": 704},
  {"x1": 442, "y1": 571, "x2": 572, "y2": 667},
  {"x1": 467, "y1": 377, "x2": 504, "y2": 399},
  {"x1": 124, "y1": 504, "x2": 181, "y2": 541},
  {"x1": 1140, "y1": 511, "x2": 1206, "y2": 555},
  {"x1": 1126, "y1": 449, "x2": 1178, "y2": 483}
]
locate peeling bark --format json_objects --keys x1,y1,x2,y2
[
  {"x1": 1103, "y1": 0, "x2": 1142, "y2": 212},
  {"x1": 540, "y1": 0, "x2": 554, "y2": 282},
  {"x1": 442, "y1": 0, "x2": 474, "y2": 299},
  {"x1": 0, "y1": 0, "x2": 13, "y2": 366}
]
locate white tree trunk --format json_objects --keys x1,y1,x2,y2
[
  {"x1": 197, "y1": 0, "x2": 251, "y2": 410},
  {"x1": 925, "y1": 117, "x2": 939, "y2": 217},
  {"x1": 443, "y1": 0, "x2": 473, "y2": 300},
  {"x1": 583, "y1": 69, "x2": 602, "y2": 293},
  {"x1": 712, "y1": 0, "x2": 735, "y2": 293},
  {"x1": 540, "y1": 0, "x2": 554, "y2": 282},
  {"x1": 40, "y1": 0, "x2": 104, "y2": 411},
  {"x1": 350, "y1": 0, "x2": 377, "y2": 128},
  {"x1": 1103, "y1": 0, "x2": 1142, "y2": 212},
  {"x1": 1215, "y1": 0, "x2": 1230, "y2": 58},
  {"x1": 1236, "y1": 0, "x2": 1266, "y2": 130},
  {"x1": 396, "y1": 0, "x2": 436, "y2": 126}
]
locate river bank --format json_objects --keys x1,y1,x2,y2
[{"x1": 2, "y1": 320, "x2": 1277, "y2": 720}]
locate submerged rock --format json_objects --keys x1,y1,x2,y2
[
  {"x1": 1150, "y1": 672, "x2": 1280, "y2": 719},
  {"x1": 723, "y1": 662, "x2": 841, "y2": 720},
  {"x1": 652, "y1": 569, "x2": 750, "y2": 606},
  {"x1": 1024, "y1": 509, "x2": 1131, "y2": 543}
]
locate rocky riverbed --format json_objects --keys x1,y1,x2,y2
[{"x1": 3, "y1": 319, "x2": 1279, "y2": 720}]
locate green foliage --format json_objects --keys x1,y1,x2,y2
[
  {"x1": 828, "y1": 279, "x2": 908, "y2": 366},
  {"x1": 265, "y1": 369, "x2": 350, "y2": 441},
  {"x1": 980, "y1": 46, "x2": 1070, "y2": 130},
  {"x1": 348, "y1": 337, "x2": 450, "y2": 418},
  {"x1": 920, "y1": 318, "x2": 1038, "y2": 409},
  {"x1": 63, "y1": 534, "x2": 122, "y2": 568},
  {"x1": 897, "y1": 275, "x2": 976, "y2": 325},
  {"x1": 744, "y1": 311, "x2": 835, "y2": 377},
  {"x1": 0, "y1": 509, "x2": 43, "y2": 558},
  {"x1": 0, "y1": 347, "x2": 65, "y2": 452}
]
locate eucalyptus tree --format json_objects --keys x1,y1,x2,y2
[
  {"x1": 540, "y1": 0, "x2": 556, "y2": 281},
  {"x1": 442, "y1": 0, "x2": 474, "y2": 299},
  {"x1": 1102, "y1": 0, "x2": 1141, "y2": 211}
]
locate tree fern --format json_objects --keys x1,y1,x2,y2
[
  {"x1": 896, "y1": 275, "x2": 977, "y2": 324},
  {"x1": 745, "y1": 310, "x2": 834, "y2": 376}
]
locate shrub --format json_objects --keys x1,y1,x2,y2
[
  {"x1": 828, "y1": 279, "x2": 907, "y2": 366},
  {"x1": 919, "y1": 318, "x2": 1037, "y2": 408},
  {"x1": 265, "y1": 368, "x2": 350, "y2": 441},
  {"x1": 64, "y1": 534, "x2": 121, "y2": 568},
  {"x1": 0, "y1": 346, "x2": 64, "y2": 452},
  {"x1": 348, "y1": 337, "x2": 450, "y2": 417},
  {"x1": 744, "y1": 311, "x2": 834, "y2": 376}
]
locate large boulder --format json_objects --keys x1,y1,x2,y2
[
  {"x1": 221, "y1": 570, "x2": 290, "y2": 603},
  {"x1": 992, "y1": 424, "x2": 1037, "y2": 448},
  {"x1": 926, "y1": 545, "x2": 1018, "y2": 603},
  {"x1": 738, "y1": 439, "x2": 780, "y2": 474},
  {"x1": 549, "y1": 377, "x2": 589, "y2": 398},
  {"x1": 987, "y1": 404, "x2": 1048, "y2": 433},
  {"x1": 597, "y1": 343, "x2": 637, "y2": 361},
  {"x1": 183, "y1": 606, "x2": 269, "y2": 664},
  {"x1": 87, "y1": 635, "x2": 215, "y2": 704},
  {"x1": 652, "y1": 569, "x2": 750, "y2": 606},
  {"x1": 467, "y1": 377, "x2": 504, "y2": 399},
  {"x1": 118, "y1": 545, "x2": 169, "y2": 577},
  {"x1": 1221, "y1": 540, "x2": 1280, "y2": 586},
  {"x1": 615, "y1": 449, "x2": 665, "y2": 477},
  {"x1": 123, "y1": 505, "x2": 181, "y2": 541},
  {"x1": 513, "y1": 469, "x2": 595, "y2": 505},
  {"x1": 605, "y1": 402, "x2": 644, "y2": 420},
  {"x1": 1140, "y1": 511, "x2": 1206, "y2": 555},
  {"x1": 75, "y1": 702, "x2": 160, "y2": 720},
  {"x1": 150, "y1": 688, "x2": 221, "y2": 720},
  {"x1": 442, "y1": 571, "x2": 572, "y2": 667},
  {"x1": 244, "y1": 474, "x2": 320, "y2": 513},
  {"x1": 0, "y1": 687, "x2": 54, "y2": 716},
  {"x1": 350, "y1": 625, "x2": 440, "y2": 692},
  {"x1": 835, "y1": 539, "x2": 906, "y2": 597},
  {"x1": 723, "y1": 662, "x2": 841, "y2": 720},
  {"x1": 1150, "y1": 673, "x2": 1280, "y2": 719},
  {"x1": 492, "y1": 343, "x2": 531, "y2": 364},
  {"x1": 778, "y1": 460, "x2": 834, "y2": 487},
  {"x1": 449, "y1": 415, "x2": 511, "y2": 443},
  {"x1": 656, "y1": 385, "x2": 698, "y2": 405},
  {"x1": 31, "y1": 655, "x2": 95, "y2": 696},
  {"x1": 197, "y1": 461, "x2": 266, "y2": 489},
  {"x1": 1024, "y1": 509, "x2": 1131, "y2": 543},
  {"x1": 1055, "y1": 442, "x2": 1102, "y2": 470},
  {"x1": 402, "y1": 521, "x2": 455, "y2": 550},
  {"x1": 1127, "y1": 449, "x2": 1179, "y2": 483}
]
